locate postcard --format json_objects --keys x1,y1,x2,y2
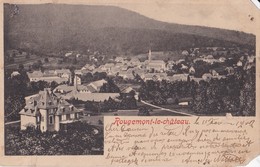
[{"x1": 0, "y1": 0, "x2": 259, "y2": 166}]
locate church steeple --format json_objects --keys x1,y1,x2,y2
[{"x1": 148, "y1": 48, "x2": 152, "y2": 62}]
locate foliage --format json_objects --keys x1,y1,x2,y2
[
  {"x1": 139, "y1": 66, "x2": 255, "y2": 115},
  {"x1": 5, "y1": 122, "x2": 103, "y2": 155},
  {"x1": 99, "y1": 79, "x2": 120, "y2": 93}
]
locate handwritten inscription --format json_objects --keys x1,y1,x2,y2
[{"x1": 104, "y1": 117, "x2": 257, "y2": 166}]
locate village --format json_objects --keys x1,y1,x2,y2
[
  {"x1": 5, "y1": 45, "x2": 255, "y2": 129},
  {"x1": 4, "y1": 45, "x2": 256, "y2": 155}
]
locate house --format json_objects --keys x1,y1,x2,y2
[
  {"x1": 167, "y1": 74, "x2": 189, "y2": 82},
  {"x1": 65, "y1": 52, "x2": 73, "y2": 57},
  {"x1": 11, "y1": 71, "x2": 20, "y2": 78},
  {"x1": 147, "y1": 60, "x2": 166, "y2": 72},
  {"x1": 75, "y1": 93, "x2": 120, "y2": 102},
  {"x1": 190, "y1": 76, "x2": 203, "y2": 83},
  {"x1": 110, "y1": 66, "x2": 121, "y2": 75},
  {"x1": 54, "y1": 84, "x2": 75, "y2": 94},
  {"x1": 237, "y1": 60, "x2": 243, "y2": 67},
  {"x1": 115, "y1": 57, "x2": 125, "y2": 63},
  {"x1": 129, "y1": 57, "x2": 141, "y2": 66},
  {"x1": 225, "y1": 67, "x2": 235, "y2": 75},
  {"x1": 247, "y1": 55, "x2": 255, "y2": 63},
  {"x1": 75, "y1": 70, "x2": 83, "y2": 76},
  {"x1": 202, "y1": 73, "x2": 213, "y2": 81},
  {"x1": 101, "y1": 63, "x2": 114, "y2": 72},
  {"x1": 181, "y1": 64, "x2": 188, "y2": 70},
  {"x1": 82, "y1": 64, "x2": 96, "y2": 71},
  {"x1": 55, "y1": 69, "x2": 71, "y2": 79},
  {"x1": 181, "y1": 50, "x2": 189, "y2": 56},
  {"x1": 74, "y1": 75, "x2": 82, "y2": 85},
  {"x1": 27, "y1": 69, "x2": 72, "y2": 84},
  {"x1": 219, "y1": 57, "x2": 226, "y2": 62},
  {"x1": 118, "y1": 71, "x2": 135, "y2": 80},
  {"x1": 120, "y1": 65, "x2": 129, "y2": 71},
  {"x1": 87, "y1": 79, "x2": 107, "y2": 92},
  {"x1": 189, "y1": 67, "x2": 195, "y2": 74},
  {"x1": 19, "y1": 88, "x2": 82, "y2": 132},
  {"x1": 210, "y1": 70, "x2": 219, "y2": 76},
  {"x1": 141, "y1": 73, "x2": 168, "y2": 81},
  {"x1": 119, "y1": 85, "x2": 134, "y2": 94},
  {"x1": 176, "y1": 59, "x2": 185, "y2": 64}
]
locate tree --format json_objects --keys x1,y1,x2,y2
[
  {"x1": 193, "y1": 80, "x2": 209, "y2": 114},
  {"x1": 239, "y1": 68, "x2": 255, "y2": 116},
  {"x1": 44, "y1": 58, "x2": 49, "y2": 63},
  {"x1": 99, "y1": 79, "x2": 120, "y2": 93},
  {"x1": 5, "y1": 122, "x2": 103, "y2": 155}
]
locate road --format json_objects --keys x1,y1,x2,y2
[
  {"x1": 5, "y1": 120, "x2": 20, "y2": 125},
  {"x1": 140, "y1": 100, "x2": 195, "y2": 116}
]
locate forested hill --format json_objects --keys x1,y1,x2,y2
[{"x1": 4, "y1": 4, "x2": 255, "y2": 55}]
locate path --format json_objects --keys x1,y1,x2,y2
[
  {"x1": 5, "y1": 120, "x2": 20, "y2": 125},
  {"x1": 141, "y1": 100, "x2": 195, "y2": 116}
]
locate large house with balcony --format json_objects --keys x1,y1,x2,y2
[{"x1": 19, "y1": 88, "x2": 82, "y2": 132}]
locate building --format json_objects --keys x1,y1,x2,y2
[
  {"x1": 237, "y1": 60, "x2": 243, "y2": 67},
  {"x1": 129, "y1": 57, "x2": 141, "y2": 66},
  {"x1": 27, "y1": 69, "x2": 71, "y2": 84},
  {"x1": 147, "y1": 60, "x2": 166, "y2": 72},
  {"x1": 167, "y1": 74, "x2": 189, "y2": 82},
  {"x1": 202, "y1": 73, "x2": 213, "y2": 81},
  {"x1": 55, "y1": 69, "x2": 72, "y2": 81},
  {"x1": 115, "y1": 57, "x2": 125, "y2": 63},
  {"x1": 146, "y1": 49, "x2": 166, "y2": 72},
  {"x1": 87, "y1": 79, "x2": 107, "y2": 92},
  {"x1": 189, "y1": 67, "x2": 195, "y2": 74},
  {"x1": 74, "y1": 75, "x2": 82, "y2": 86},
  {"x1": 142, "y1": 73, "x2": 168, "y2": 81},
  {"x1": 219, "y1": 57, "x2": 226, "y2": 62},
  {"x1": 19, "y1": 88, "x2": 82, "y2": 132},
  {"x1": 101, "y1": 63, "x2": 114, "y2": 72},
  {"x1": 118, "y1": 71, "x2": 135, "y2": 80},
  {"x1": 81, "y1": 64, "x2": 96, "y2": 71},
  {"x1": 11, "y1": 71, "x2": 20, "y2": 78}
]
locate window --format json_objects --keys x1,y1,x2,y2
[
  {"x1": 41, "y1": 116, "x2": 44, "y2": 122},
  {"x1": 49, "y1": 115, "x2": 53, "y2": 124},
  {"x1": 37, "y1": 116, "x2": 40, "y2": 122},
  {"x1": 66, "y1": 114, "x2": 70, "y2": 120},
  {"x1": 70, "y1": 114, "x2": 75, "y2": 119},
  {"x1": 62, "y1": 115, "x2": 66, "y2": 121}
]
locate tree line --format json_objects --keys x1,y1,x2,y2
[{"x1": 139, "y1": 66, "x2": 255, "y2": 116}]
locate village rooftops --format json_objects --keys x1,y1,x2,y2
[
  {"x1": 167, "y1": 74, "x2": 189, "y2": 82},
  {"x1": 87, "y1": 79, "x2": 107, "y2": 92},
  {"x1": 27, "y1": 71, "x2": 44, "y2": 78},
  {"x1": 55, "y1": 69, "x2": 71, "y2": 74}
]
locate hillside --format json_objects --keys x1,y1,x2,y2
[{"x1": 4, "y1": 4, "x2": 255, "y2": 55}]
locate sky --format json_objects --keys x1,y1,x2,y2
[
  {"x1": 106, "y1": 0, "x2": 258, "y2": 34},
  {"x1": 3, "y1": 0, "x2": 259, "y2": 34}
]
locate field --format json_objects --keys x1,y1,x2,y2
[{"x1": 5, "y1": 55, "x2": 43, "y2": 70}]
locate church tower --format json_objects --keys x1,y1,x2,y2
[{"x1": 148, "y1": 49, "x2": 152, "y2": 62}]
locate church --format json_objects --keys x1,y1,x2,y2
[{"x1": 146, "y1": 49, "x2": 166, "y2": 72}]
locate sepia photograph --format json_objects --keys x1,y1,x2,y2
[{"x1": 4, "y1": 2, "x2": 256, "y2": 156}]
